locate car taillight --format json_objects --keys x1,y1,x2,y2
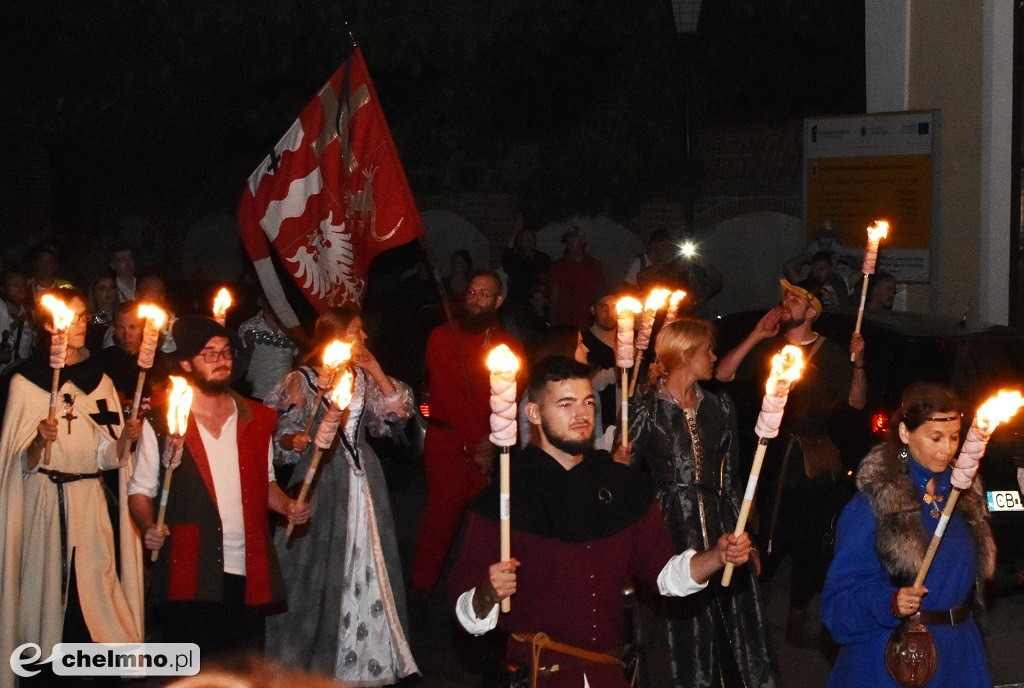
[
  {"x1": 871, "y1": 411, "x2": 889, "y2": 436},
  {"x1": 419, "y1": 403, "x2": 430, "y2": 418}
]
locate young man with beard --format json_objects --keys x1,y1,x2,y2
[
  {"x1": 450, "y1": 356, "x2": 752, "y2": 688},
  {"x1": 714, "y1": 279, "x2": 866, "y2": 647},
  {"x1": 410, "y1": 270, "x2": 524, "y2": 593},
  {"x1": 128, "y1": 316, "x2": 310, "y2": 658}
]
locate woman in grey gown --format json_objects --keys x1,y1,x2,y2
[
  {"x1": 264, "y1": 305, "x2": 418, "y2": 685},
  {"x1": 629, "y1": 317, "x2": 778, "y2": 688}
]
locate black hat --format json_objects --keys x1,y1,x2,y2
[{"x1": 172, "y1": 316, "x2": 232, "y2": 361}]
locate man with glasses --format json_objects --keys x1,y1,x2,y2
[
  {"x1": 128, "y1": 316, "x2": 310, "y2": 658},
  {"x1": 410, "y1": 270, "x2": 523, "y2": 593}
]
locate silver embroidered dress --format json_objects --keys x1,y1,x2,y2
[{"x1": 264, "y1": 365, "x2": 418, "y2": 684}]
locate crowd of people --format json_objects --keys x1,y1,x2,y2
[{"x1": 0, "y1": 220, "x2": 995, "y2": 688}]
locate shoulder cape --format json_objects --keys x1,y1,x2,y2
[{"x1": 470, "y1": 444, "x2": 657, "y2": 543}]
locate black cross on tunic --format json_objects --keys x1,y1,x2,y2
[{"x1": 89, "y1": 400, "x2": 122, "y2": 439}]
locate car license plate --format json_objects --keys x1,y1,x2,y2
[{"x1": 987, "y1": 490, "x2": 1024, "y2": 511}]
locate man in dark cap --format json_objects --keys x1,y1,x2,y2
[{"x1": 128, "y1": 315, "x2": 310, "y2": 658}]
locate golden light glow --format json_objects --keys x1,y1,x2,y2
[
  {"x1": 212, "y1": 288, "x2": 233, "y2": 320},
  {"x1": 486, "y1": 344, "x2": 520, "y2": 376},
  {"x1": 322, "y1": 340, "x2": 353, "y2": 369},
  {"x1": 643, "y1": 288, "x2": 672, "y2": 312},
  {"x1": 616, "y1": 297, "x2": 643, "y2": 317},
  {"x1": 329, "y1": 369, "x2": 355, "y2": 410},
  {"x1": 668, "y1": 290, "x2": 687, "y2": 312},
  {"x1": 867, "y1": 220, "x2": 890, "y2": 243},
  {"x1": 166, "y1": 376, "x2": 194, "y2": 436},
  {"x1": 137, "y1": 303, "x2": 167, "y2": 329},
  {"x1": 976, "y1": 390, "x2": 1024, "y2": 433},
  {"x1": 765, "y1": 345, "x2": 805, "y2": 394},
  {"x1": 40, "y1": 294, "x2": 75, "y2": 332}
]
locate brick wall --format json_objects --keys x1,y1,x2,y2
[{"x1": 417, "y1": 120, "x2": 805, "y2": 247}]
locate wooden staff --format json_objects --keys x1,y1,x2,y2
[
  {"x1": 286, "y1": 369, "x2": 355, "y2": 540},
  {"x1": 44, "y1": 366, "x2": 61, "y2": 466},
  {"x1": 39, "y1": 294, "x2": 75, "y2": 466},
  {"x1": 130, "y1": 304, "x2": 167, "y2": 422},
  {"x1": 487, "y1": 344, "x2": 519, "y2": 613},
  {"x1": 152, "y1": 437, "x2": 183, "y2": 562},
  {"x1": 852, "y1": 220, "x2": 889, "y2": 361},
  {"x1": 152, "y1": 376, "x2": 193, "y2": 561},
  {"x1": 722, "y1": 345, "x2": 804, "y2": 586},
  {"x1": 615, "y1": 297, "x2": 642, "y2": 446}
]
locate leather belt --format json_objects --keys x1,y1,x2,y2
[
  {"x1": 39, "y1": 469, "x2": 103, "y2": 484},
  {"x1": 909, "y1": 602, "x2": 970, "y2": 626},
  {"x1": 38, "y1": 468, "x2": 103, "y2": 604}
]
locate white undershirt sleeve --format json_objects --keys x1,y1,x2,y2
[
  {"x1": 127, "y1": 420, "x2": 160, "y2": 497},
  {"x1": 657, "y1": 548, "x2": 709, "y2": 597},
  {"x1": 455, "y1": 589, "x2": 499, "y2": 635}
]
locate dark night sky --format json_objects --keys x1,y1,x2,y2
[{"x1": 2, "y1": 0, "x2": 864, "y2": 244}]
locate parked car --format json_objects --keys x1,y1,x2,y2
[{"x1": 712, "y1": 308, "x2": 1024, "y2": 592}]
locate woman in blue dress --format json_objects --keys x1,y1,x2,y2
[{"x1": 822, "y1": 382, "x2": 995, "y2": 687}]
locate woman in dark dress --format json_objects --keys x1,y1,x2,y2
[{"x1": 629, "y1": 317, "x2": 778, "y2": 688}]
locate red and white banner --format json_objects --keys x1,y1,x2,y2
[{"x1": 238, "y1": 46, "x2": 423, "y2": 330}]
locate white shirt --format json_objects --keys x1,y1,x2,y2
[
  {"x1": 623, "y1": 253, "x2": 653, "y2": 286},
  {"x1": 455, "y1": 548, "x2": 707, "y2": 635},
  {"x1": 0, "y1": 299, "x2": 33, "y2": 375},
  {"x1": 129, "y1": 404, "x2": 276, "y2": 575}
]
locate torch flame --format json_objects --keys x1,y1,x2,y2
[
  {"x1": 668, "y1": 290, "x2": 687, "y2": 312},
  {"x1": 867, "y1": 220, "x2": 890, "y2": 243},
  {"x1": 322, "y1": 340, "x2": 353, "y2": 369},
  {"x1": 212, "y1": 288, "x2": 233, "y2": 320},
  {"x1": 486, "y1": 344, "x2": 520, "y2": 376},
  {"x1": 329, "y1": 369, "x2": 355, "y2": 410},
  {"x1": 644, "y1": 288, "x2": 672, "y2": 312},
  {"x1": 137, "y1": 303, "x2": 167, "y2": 329},
  {"x1": 765, "y1": 345, "x2": 805, "y2": 394},
  {"x1": 166, "y1": 376, "x2": 194, "y2": 436},
  {"x1": 976, "y1": 390, "x2": 1024, "y2": 433},
  {"x1": 616, "y1": 296, "x2": 643, "y2": 316},
  {"x1": 40, "y1": 294, "x2": 75, "y2": 332}
]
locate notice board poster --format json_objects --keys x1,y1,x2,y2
[{"x1": 804, "y1": 111, "x2": 937, "y2": 282}]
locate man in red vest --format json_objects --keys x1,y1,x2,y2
[{"x1": 128, "y1": 316, "x2": 310, "y2": 658}]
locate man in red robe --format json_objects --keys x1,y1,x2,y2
[
  {"x1": 410, "y1": 270, "x2": 523, "y2": 593},
  {"x1": 450, "y1": 356, "x2": 752, "y2": 688}
]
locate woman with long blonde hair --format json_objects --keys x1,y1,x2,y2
[{"x1": 629, "y1": 317, "x2": 778, "y2": 688}]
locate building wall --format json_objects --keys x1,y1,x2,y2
[{"x1": 908, "y1": 1, "x2": 983, "y2": 320}]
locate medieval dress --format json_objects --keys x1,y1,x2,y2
[
  {"x1": 822, "y1": 445, "x2": 995, "y2": 687},
  {"x1": 0, "y1": 356, "x2": 143, "y2": 688},
  {"x1": 629, "y1": 381, "x2": 778, "y2": 688},
  {"x1": 450, "y1": 445, "x2": 705, "y2": 688},
  {"x1": 264, "y1": 365, "x2": 418, "y2": 685}
]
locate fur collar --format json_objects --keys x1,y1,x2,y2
[{"x1": 856, "y1": 444, "x2": 996, "y2": 583}]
